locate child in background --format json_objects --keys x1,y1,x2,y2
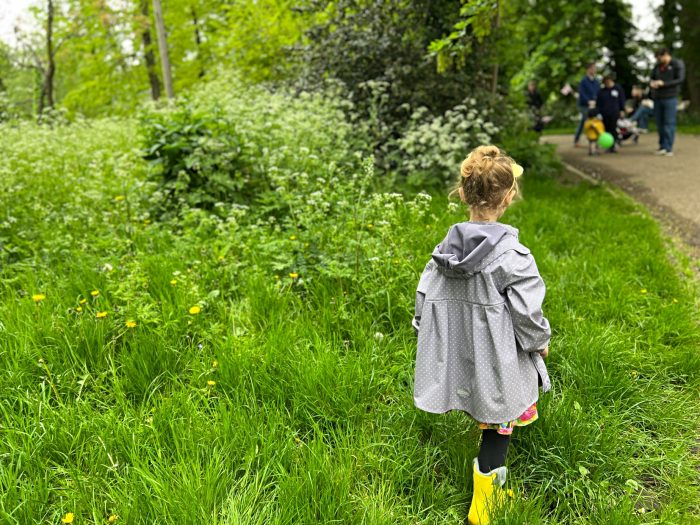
[
  {"x1": 584, "y1": 108, "x2": 605, "y2": 155},
  {"x1": 596, "y1": 74, "x2": 626, "y2": 153},
  {"x1": 413, "y1": 145, "x2": 551, "y2": 525}
]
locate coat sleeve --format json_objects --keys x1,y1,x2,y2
[
  {"x1": 413, "y1": 260, "x2": 434, "y2": 335},
  {"x1": 579, "y1": 77, "x2": 593, "y2": 105},
  {"x1": 499, "y1": 251, "x2": 551, "y2": 352},
  {"x1": 618, "y1": 85, "x2": 626, "y2": 113},
  {"x1": 664, "y1": 59, "x2": 686, "y2": 88}
]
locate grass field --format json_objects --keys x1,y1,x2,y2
[{"x1": 1, "y1": 119, "x2": 699, "y2": 524}]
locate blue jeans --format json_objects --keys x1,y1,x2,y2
[
  {"x1": 574, "y1": 105, "x2": 588, "y2": 144},
  {"x1": 654, "y1": 97, "x2": 677, "y2": 152},
  {"x1": 630, "y1": 105, "x2": 653, "y2": 129}
]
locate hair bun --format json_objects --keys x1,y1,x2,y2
[{"x1": 477, "y1": 145, "x2": 500, "y2": 159}]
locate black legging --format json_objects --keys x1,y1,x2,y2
[
  {"x1": 602, "y1": 115, "x2": 618, "y2": 149},
  {"x1": 478, "y1": 429, "x2": 511, "y2": 472}
]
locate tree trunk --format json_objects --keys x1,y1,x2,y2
[
  {"x1": 39, "y1": 0, "x2": 56, "y2": 114},
  {"x1": 490, "y1": 0, "x2": 500, "y2": 96},
  {"x1": 190, "y1": 5, "x2": 205, "y2": 78},
  {"x1": 152, "y1": 0, "x2": 174, "y2": 98},
  {"x1": 140, "y1": 0, "x2": 161, "y2": 100},
  {"x1": 679, "y1": 0, "x2": 700, "y2": 112}
]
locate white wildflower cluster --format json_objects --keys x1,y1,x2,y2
[{"x1": 397, "y1": 98, "x2": 500, "y2": 184}]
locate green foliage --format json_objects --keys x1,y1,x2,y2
[
  {"x1": 140, "y1": 75, "x2": 354, "y2": 218},
  {"x1": 507, "y1": 1, "x2": 603, "y2": 95},
  {"x1": 141, "y1": 104, "x2": 254, "y2": 214},
  {"x1": 298, "y1": 0, "x2": 468, "y2": 164},
  {"x1": 429, "y1": 0, "x2": 500, "y2": 72}
]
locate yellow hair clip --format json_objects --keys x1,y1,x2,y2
[{"x1": 512, "y1": 163, "x2": 524, "y2": 178}]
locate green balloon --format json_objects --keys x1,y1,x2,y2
[{"x1": 598, "y1": 132, "x2": 615, "y2": 149}]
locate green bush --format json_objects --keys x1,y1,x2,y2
[
  {"x1": 141, "y1": 75, "x2": 356, "y2": 219},
  {"x1": 142, "y1": 104, "x2": 255, "y2": 215}
]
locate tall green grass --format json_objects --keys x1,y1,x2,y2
[{"x1": 0, "y1": 120, "x2": 698, "y2": 524}]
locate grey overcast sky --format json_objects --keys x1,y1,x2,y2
[{"x1": 0, "y1": 0, "x2": 663, "y2": 47}]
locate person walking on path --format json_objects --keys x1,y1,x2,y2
[
  {"x1": 596, "y1": 74, "x2": 626, "y2": 153},
  {"x1": 413, "y1": 146, "x2": 551, "y2": 525},
  {"x1": 650, "y1": 48, "x2": 685, "y2": 156},
  {"x1": 574, "y1": 62, "x2": 600, "y2": 147}
]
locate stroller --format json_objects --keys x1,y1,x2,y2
[{"x1": 616, "y1": 118, "x2": 640, "y2": 145}]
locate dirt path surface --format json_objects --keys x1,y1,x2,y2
[{"x1": 544, "y1": 133, "x2": 700, "y2": 249}]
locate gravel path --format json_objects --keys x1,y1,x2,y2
[{"x1": 544, "y1": 133, "x2": 700, "y2": 249}]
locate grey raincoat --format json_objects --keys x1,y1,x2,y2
[{"x1": 413, "y1": 222, "x2": 551, "y2": 424}]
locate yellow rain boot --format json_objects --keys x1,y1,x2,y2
[{"x1": 467, "y1": 458, "x2": 508, "y2": 525}]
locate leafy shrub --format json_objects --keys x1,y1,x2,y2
[
  {"x1": 141, "y1": 75, "x2": 355, "y2": 219},
  {"x1": 142, "y1": 104, "x2": 255, "y2": 214}
]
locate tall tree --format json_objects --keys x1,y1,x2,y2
[
  {"x1": 38, "y1": 0, "x2": 56, "y2": 114},
  {"x1": 190, "y1": 4, "x2": 205, "y2": 78},
  {"x1": 678, "y1": 0, "x2": 700, "y2": 112},
  {"x1": 601, "y1": 0, "x2": 638, "y2": 93},
  {"x1": 657, "y1": 0, "x2": 680, "y2": 51},
  {"x1": 139, "y1": 0, "x2": 161, "y2": 100},
  {"x1": 152, "y1": 0, "x2": 174, "y2": 98}
]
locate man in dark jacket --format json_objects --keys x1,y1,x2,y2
[
  {"x1": 596, "y1": 74, "x2": 626, "y2": 152},
  {"x1": 650, "y1": 48, "x2": 685, "y2": 156},
  {"x1": 574, "y1": 62, "x2": 600, "y2": 146}
]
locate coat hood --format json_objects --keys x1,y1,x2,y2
[{"x1": 432, "y1": 222, "x2": 519, "y2": 273}]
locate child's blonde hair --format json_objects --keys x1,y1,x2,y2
[{"x1": 455, "y1": 145, "x2": 519, "y2": 210}]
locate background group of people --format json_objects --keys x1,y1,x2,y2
[
  {"x1": 572, "y1": 48, "x2": 685, "y2": 157},
  {"x1": 526, "y1": 48, "x2": 686, "y2": 157}
]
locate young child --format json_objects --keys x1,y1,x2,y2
[
  {"x1": 596, "y1": 74, "x2": 626, "y2": 153},
  {"x1": 583, "y1": 108, "x2": 605, "y2": 155},
  {"x1": 413, "y1": 145, "x2": 551, "y2": 525}
]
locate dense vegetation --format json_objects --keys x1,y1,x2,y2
[
  {"x1": 1, "y1": 1, "x2": 699, "y2": 523},
  {"x1": 1, "y1": 76, "x2": 699, "y2": 524}
]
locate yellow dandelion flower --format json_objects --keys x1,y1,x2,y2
[
  {"x1": 108, "y1": 515, "x2": 119, "y2": 523},
  {"x1": 61, "y1": 513, "x2": 74, "y2": 524},
  {"x1": 217, "y1": 255, "x2": 225, "y2": 262},
  {"x1": 96, "y1": 311, "x2": 108, "y2": 319},
  {"x1": 125, "y1": 320, "x2": 137, "y2": 328},
  {"x1": 289, "y1": 235, "x2": 297, "y2": 240},
  {"x1": 143, "y1": 219, "x2": 151, "y2": 225},
  {"x1": 32, "y1": 293, "x2": 46, "y2": 302},
  {"x1": 289, "y1": 272, "x2": 299, "y2": 279},
  {"x1": 79, "y1": 298, "x2": 87, "y2": 305},
  {"x1": 672, "y1": 298, "x2": 678, "y2": 303},
  {"x1": 75, "y1": 306, "x2": 83, "y2": 313},
  {"x1": 189, "y1": 305, "x2": 201, "y2": 315},
  {"x1": 114, "y1": 195, "x2": 125, "y2": 202},
  {"x1": 91, "y1": 290, "x2": 100, "y2": 297},
  {"x1": 169, "y1": 279, "x2": 177, "y2": 286},
  {"x1": 274, "y1": 275, "x2": 280, "y2": 280},
  {"x1": 207, "y1": 380, "x2": 216, "y2": 387},
  {"x1": 640, "y1": 288, "x2": 647, "y2": 294},
  {"x1": 212, "y1": 360, "x2": 219, "y2": 368},
  {"x1": 304, "y1": 242, "x2": 310, "y2": 248},
  {"x1": 367, "y1": 224, "x2": 374, "y2": 229}
]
